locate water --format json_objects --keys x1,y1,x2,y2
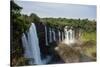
[
  {"x1": 64, "y1": 26, "x2": 75, "y2": 44},
  {"x1": 61, "y1": 32, "x2": 64, "y2": 41},
  {"x1": 49, "y1": 27, "x2": 52, "y2": 43},
  {"x1": 58, "y1": 30, "x2": 61, "y2": 42},
  {"x1": 64, "y1": 26, "x2": 70, "y2": 44},
  {"x1": 22, "y1": 33, "x2": 32, "y2": 58},
  {"x1": 52, "y1": 29, "x2": 56, "y2": 41},
  {"x1": 22, "y1": 24, "x2": 76, "y2": 65},
  {"x1": 72, "y1": 29, "x2": 75, "y2": 43},
  {"x1": 69, "y1": 29, "x2": 74, "y2": 43},
  {"x1": 45, "y1": 26, "x2": 48, "y2": 46},
  {"x1": 22, "y1": 23, "x2": 52, "y2": 65},
  {"x1": 22, "y1": 23, "x2": 43, "y2": 64}
]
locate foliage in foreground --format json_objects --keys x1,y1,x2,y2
[
  {"x1": 81, "y1": 32, "x2": 96, "y2": 42},
  {"x1": 81, "y1": 40, "x2": 96, "y2": 60}
]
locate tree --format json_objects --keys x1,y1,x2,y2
[
  {"x1": 11, "y1": 1, "x2": 30, "y2": 65},
  {"x1": 29, "y1": 13, "x2": 40, "y2": 22}
]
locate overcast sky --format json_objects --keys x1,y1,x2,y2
[{"x1": 15, "y1": 1, "x2": 96, "y2": 20}]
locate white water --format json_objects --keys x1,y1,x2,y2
[
  {"x1": 58, "y1": 30, "x2": 61, "y2": 42},
  {"x1": 49, "y1": 27, "x2": 52, "y2": 43},
  {"x1": 52, "y1": 29, "x2": 56, "y2": 41},
  {"x1": 45, "y1": 26, "x2": 48, "y2": 46},
  {"x1": 72, "y1": 29, "x2": 75, "y2": 43},
  {"x1": 61, "y1": 32, "x2": 64, "y2": 41},
  {"x1": 22, "y1": 33, "x2": 32, "y2": 58},
  {"x1": 64, "y1": 26, "x2": 75, "y2": 44},
  {"x1": 22, "y1": 23, "x2": 76, "y2": 65},
  {"x1": 22, "y1": 23, "x2": 43, "y2": 64},
  {"x1": 22, "y1": 23, "x2": 52, "y2": 65}
]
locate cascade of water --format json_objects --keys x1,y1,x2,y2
[
  {"x1": 61, "y1": 32, "x2": 64, "y2": 41},
  {"x1": 49, "y1": 27, "x2": 52, "y2": 43},
  {"x1": 22, "y1": 23, "x2": 43, "y2": 65},
  {"x1": 58, "y1": 30, "x2": 61, "y2": 42},
  {"x1": 28, "y1": 23, "x2": 43, "y2": 64},
  {"x1": 22, "y1": 33, "x2": 32, "y2": 59},
  {"x1": 65, "y1": 27, "x2": 70, "y2": 44},
  {"x1": 51, "y1": 28, "x2": 53, "y2": 41},
  {"x1": 72, "y1": 30, "x2": 75, "y2": 43},
  {"x1": 64, "y1": 26, "x2": 76, "y2": 44},
  {"x1": 69, "y1": 29, "x2": 72, "y2": 43},
  {"x1": 64, "y1": 27, "x2": 67, "y2": 44},
  {"x1": 68, "y1": 30, "x2": 71, "y2": 44},
  {"x1": 52, "y1": 29, "x2": 56, "y2": 41},
  {"x1": 45, "y1": 26, "x2": 48, "y2": 46},
  {"x1": 22, "y1": 23, "x2": 78, "y2": 65}
]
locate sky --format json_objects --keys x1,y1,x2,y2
[{"x1": 15, "y1": 1, "x2": 96, "y2": 20}]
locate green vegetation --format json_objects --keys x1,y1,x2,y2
[
  {"x1": 81, "y1": 32, "x2": 96, "y2": 41},
  {"x1": 81, "y1": 40, "x2": 96, "y2": 60},
  {"x1": 11, "y1": 1, "x2": 42, "y2": 66},
  {"x1": 11, "y1": 0, "x2": 96, "y2": 65},
  {"x1": 11, "y1": 1, "x2": 30, "y2": 66},
  {"x1": 41, "y1": 18, "x2": 96, "y2": 32}
]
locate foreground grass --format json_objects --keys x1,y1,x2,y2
[
  {"x1": 81, "y1": 32, "x2": 96, "y2": 42},
  {"x1": 11, "y1": 56, "x2": 29, "y2": 66},
  {"x1": 80, "y1": 32, "x2": 96, "y2": 60},
  {"x1": 81, "y1": 40, "x2": 96, "y2": 60}
]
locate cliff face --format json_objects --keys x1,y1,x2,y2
[{"x1": 34, "y1": 22, "x2": 64, "y2": 56}]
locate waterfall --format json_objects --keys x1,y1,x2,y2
[
  {"x1": 69, "y1": 29, "x2": 72, "y2": 42},
  {"x1": 49, "y1": 27, "x2": 52, "y2": 43},
  {"x1": 58, "y1": 30, "x2": 61, "y2": 42},
  {"x1": 22, "y1": 23, "x2": 77, "y2": 65},
  {"x1": 22, "y1": 33, "x2": 32, "y2": 59},
  {"x1": 70, "y1": 27, "x2": 75, "y2": 44},
  {"x1": 67, "y1": 30, "x2": 70, "y2": 44},
  {"x1": 22, "y1": 23, "x2": 43, "y2": 65},
  {"x1": 64, "y1": 26, "x2": 69, "y2": 44},
  {"x1": 61, "y1": 31, "x2": 64, "y2": 41},
  {"x1": 64, "y1": 26, "x2": 75, "y2": 44},
  {"x1": 45, "y1": 26, "x2": 48, "y2": 46},
  {"x1": 22, "y1": 23, "x2": 52, "y2": 65},
  {"x1": 72, "y1": 30, "x2": 75, "y2": 43},
  {"x1": 52, "y1": 29, "x2": 56, "y2": 41}
]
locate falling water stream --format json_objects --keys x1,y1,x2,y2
[
  {"x1": 22, "y1": 23, "x2": 76, "y2": 65},
  {"x1": 64, "y1": 26, "x2": 75, "y2": 44},
  {"x1": 22, "y1": 23, "x2": 43, "y2": 64},
  {"x1": 22, "y1": 23, "x2": 53, "y2": 65}
]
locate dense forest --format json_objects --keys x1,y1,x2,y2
[{"x1": 11, "y1": 1, "x2": 96, "y2": 66}]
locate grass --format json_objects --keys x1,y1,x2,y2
[
  {"x1": 81, "y1": 32, "x2": 96, "y2": 42},
  {"x1": 11, "y1": 56, "x2": 28, "y2": 66},
  {"x1": 81, "y1": 32, "x2": 96, "y2": 59},
  {"x1": 81, "y1": 40, "x2": 96, "y2": 60},
  {"x1": 80, "y1": 32, "x2": 96, "y2": 60}
]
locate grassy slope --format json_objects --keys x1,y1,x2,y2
[
  {"x1": 81, "y1": 32, "x2": 96, "y2": 42},
  {"x1": 80, "y1": 32, "x2": 96, "y2": 60}
]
